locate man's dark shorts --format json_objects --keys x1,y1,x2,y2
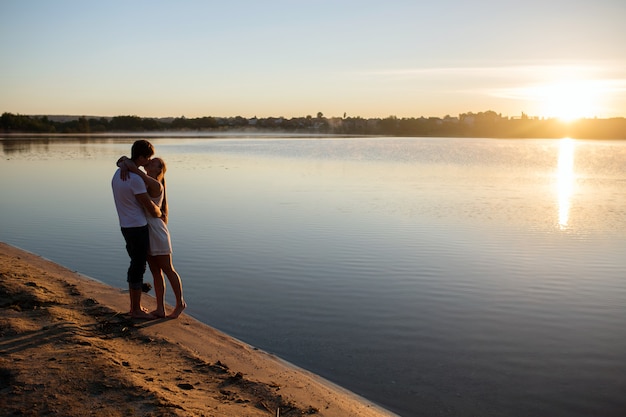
[{"x1": 121, "y1": 225, "x2": 149, "y2": 290}]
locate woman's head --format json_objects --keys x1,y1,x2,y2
[{"x1": 147, "y1": 157, "x2": 167, "y2": 179}]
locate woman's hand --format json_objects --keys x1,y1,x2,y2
[{"x1": 117, "y1": 156, "x2": 140, "y2": 181}]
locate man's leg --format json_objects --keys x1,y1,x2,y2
[
  {"x1": 121, "y1": 226, "x2": 154, "y2": 319},
  {"x1": 129, "y1": 288, "x2": 154, "y2": 318}
]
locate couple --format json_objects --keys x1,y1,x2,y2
[{"x1": 111, "y1": 140, "x2": 186, "y2": 319}]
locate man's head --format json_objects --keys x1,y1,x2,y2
[{"x1": 130, "y1": 140, "x2": 155, "y2": 167}]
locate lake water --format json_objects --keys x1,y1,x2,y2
[{"x1": 1, "y1": 135, "x2": 625, "y2": 417}]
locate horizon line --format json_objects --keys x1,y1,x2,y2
[{"x1": 5, "y1": 111, "x2": 626, "y2": 122}]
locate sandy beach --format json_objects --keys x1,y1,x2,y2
[{"x1": 0, "y1": 242, "x2": 398, "y2": 417}]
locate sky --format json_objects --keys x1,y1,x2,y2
[{"x1": 2, "y1": 0, "x2": 626, "y2": 120}]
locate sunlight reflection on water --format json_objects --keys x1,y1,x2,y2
[{"x1": 557, "y1": 138, "x2": 575, "y2": 229}]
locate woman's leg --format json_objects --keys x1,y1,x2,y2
[
  {"x1": 158, "y1": 254, "x2": 186, "y2": 318},
  {"x1": 148, "y1": 255, "x2": 166, "y2": 318}
]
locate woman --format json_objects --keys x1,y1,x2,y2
[{"x1": 119, "y1": 156, "x2": 187, "y2": 318}]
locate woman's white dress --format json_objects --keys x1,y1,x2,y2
[{"x1": 146, "y1": 191, "x2": 172, "y2": 256}]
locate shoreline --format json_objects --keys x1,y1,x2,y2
[{"x1": 0, "y1": 242, "x2": 398, "y2": 416}]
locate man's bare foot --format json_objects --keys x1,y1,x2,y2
[
  {"x1": 130, "y1": 309, "x2": 157, "y2": 320},
  {"x1": 127, "y1": 307, "x2": 151, "y2": 315},
  {"x1": 150, "y1": 308, "x2": 166, "y2": 318},
  {"x1": 167, "y1": 301, "x2": 187, "y2": 319}
]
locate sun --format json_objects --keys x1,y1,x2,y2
[
  {"x1": 533, "y1": 79, "x2": 602, "y2": 122},
  {"x1": 491, "y1": 65, "x2": 623, "y2": 121}
]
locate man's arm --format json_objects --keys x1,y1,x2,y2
[{"x1": 135, "y1": 192, "x2": 162, "y2": 218}]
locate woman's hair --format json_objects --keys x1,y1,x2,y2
[{"x1": 153, "y1": 157, "x2": 168, "y2": 220}]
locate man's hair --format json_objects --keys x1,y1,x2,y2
[{"x1": 131, "y1": 140, "x2": 155, "y2": 160}]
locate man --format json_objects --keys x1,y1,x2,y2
[{"x1": 111, "y1": 140, "x2": 162, "y2": 319}]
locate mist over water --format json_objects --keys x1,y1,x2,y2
[{"x1": 1, "y1": 136, "x2": 625, "y2": 416}]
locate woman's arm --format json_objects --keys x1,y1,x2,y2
[
  {"x1": 135, "y1": 192, "x2": 162, "y2": 218},
  {"x1": 117, "y1": 156, "x2": 163, "y2": 198}
]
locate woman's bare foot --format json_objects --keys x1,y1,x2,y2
[{"x1": 167, "y1": 301, "x2": 187, "y2": 319}]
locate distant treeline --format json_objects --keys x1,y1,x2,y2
[{"x1": 2, "y1": 111, "x2": 625, "y2": 139}]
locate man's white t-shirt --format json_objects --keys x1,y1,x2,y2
[{"x1": 111, "y1": 169, "x2": 148, "y2": 228}]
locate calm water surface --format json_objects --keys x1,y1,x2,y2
[{"x1": 1, "y1": 136, "x2": 625, "y2": 417}]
